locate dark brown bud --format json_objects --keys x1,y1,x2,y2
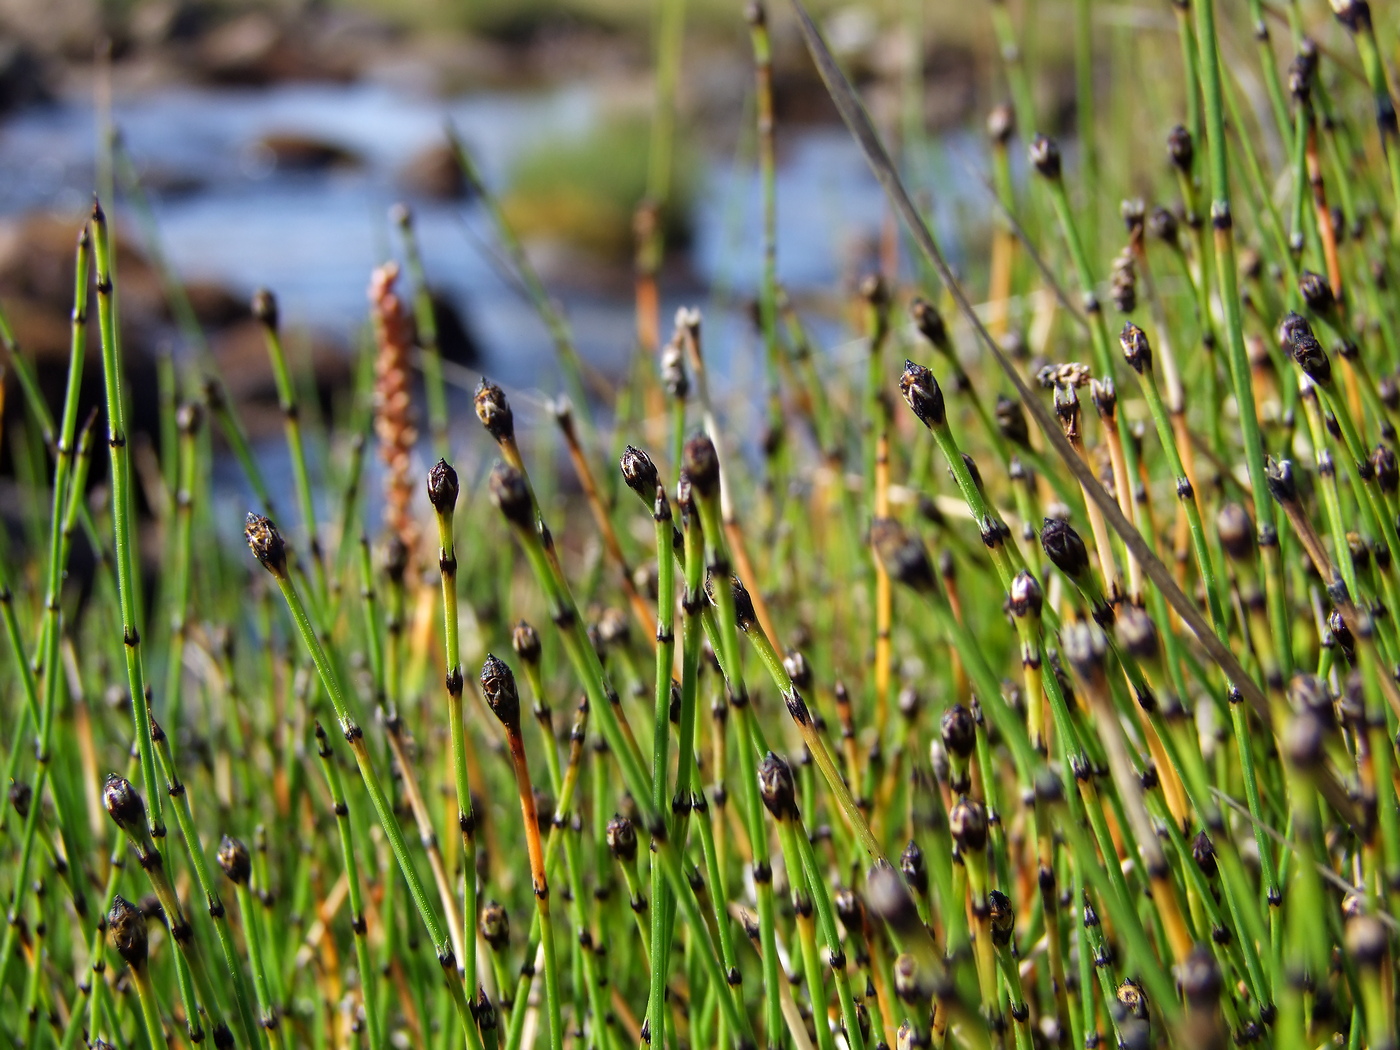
[
  {"x1": 1030, "y1": 134, "x2": 1062, "y2": 179},
  {"x1": 994, "y1": 394, "x2": 1028, "y2": 447},
  {"x1": 730, "y1": 577, "x2": 758, "y2": 632},
  {"x1": 661, "y1": 339, "x2": 688, "y2": 400},
  {"x1": 899, "y1": 840, "x2": 927, "y2": 895},
  {"x1": 8, "y1": 781, "x2": 31, "y2": 819},
  {"x1": 948, "y1": 795, "x2": 988, "y2": 852},
  {"x1": 1121, "y1": 198, "x2": 1146, "y2": 235},
  {"x1": 176, "y1": 401, "x2": 203, "y2": 436},
  {"x1": 865, "y1": 862, "x2": 922, "y2": 933},
  {"x1": 859, "y1": 272, "x2": 890, "y2": 311},
  {"x1": 1147, "y1": 206, "x2": 1179, "y2": 246},
  {"x1": 1372, "y1": 445, "x2": 1398, "y2": 494},
  {"x1": 103, "y1": 773, "x2": 146, "y2": 833},
  {"x1": 987, "y1": 103, "x2": 1014, "y2": 145},
  {"x1": 1216, "y1": 502, "x2": 1254, "y2": 561},
  {"x1": 1328, "y1": 608, "x2": 1355, "y2": 662},
  {"x1": 1034, "y1": 770, "x2": 1063, "y2": 804},
  {"x1": 427, "y1": 459, "x2": 459, "y2": 514},
  {"x1": 1115, "y1": 605, "x2": 1159, "y2": 662},
  {"x1": 1117, "y1": 979, "x2": 1148, "y2": 1019},
  {"x1": 1061, "y1": 621, "x2": 1108, "y2": 680},
  {"x1": 1119, "y1": 321, "x2": 1152, "y2": 373},
  {"x1": 596, "y1": 607, "x2": 629, "y2": 649},
  {"x1": 1111, "y1": 248, "x2": 1137, "y2": 314},
  {"x1": 1288, "y1": 46, "x2": 1316, "y2": 101},
  {"x1": 1345, "y1": 914, "x2": 1387, "y2": 969},
  {"x1": 899, "y1": 360, "x2": 945, "y2": 428},
  {"x1": 217, "y1": 835, "x2": 251, "y2": 885},
  {"x1": 986, "y1": 892, "x2": 1015, "y2": 952},
  {"x1": 1191, "y1": 831, "x2": 1218, "y2": 879},
  {"x1": 108, "y1": 894, "x2": 148, "y2": 968},
  {"x1": 245, "y1": 513, "x2": 287, "y2": 575},
  {"x1": 512, "y1": 621, "x2": 541, "y2": 665},
  {"x1": 1007, "y1": 571, "x2": 1043, "y2": 620},
  {"x1": 620, "y1": 445, "x2": 661, "y2": 501},
  {"x1": 910, "y1": 298, "x2": 948, "y2": 351},
  {"x1": 1281, "y1": 311, "x2": 1331, "y2": 385},
  {"x1": 1264, "y1": 458, "x2": 1298, "y2": 505},
  {"x1": 682, "y1": 433, "x2": 720, "y2": 497},
  {"x1": 1167, "y1": 125, "x2": 1193, "y2": 172},
  {"x1": 480, "y1": 900, "x2": 510, "y2": 949},
  {"x1": 1330, "y1": 0, "x2": 1372, "y2": 34},
  {"x1": 674, "y1": 472, "x2": 694, "y2": 519},
  {"x1": 940, "y1": 704, "x2": 976, "y2": 758},
  {"x1": 1343, "y1": 891, "x2": 1367, "y2": 922},
  {"x1": 474, "y1": 378, "x2": 515, "y2": 444},
  {"x1": 1090, "y1": 378, "x2": 1117, "y2": 420},
  {"x1": 1380, "y1": 373, "x2": 1399, "y2": 410},
  {"x1": 892, "y1": 954, "x2": 921, "y2": 1003},
  {"x1": 783, "y1": 650, "x2": 812, "y2": 690},
  {"x1": 1040, "y1": 517, "x2": 1090, "y2": 579},
  {"x1": 1180, "y1": 945, "x2": 1222, "y2": 1007},
  {"x1": 870, "y1": 519, "x2": 935, "y2": 592},
  {"x1": 1290, "y1": 675, "x2": 1336, "y2": 728},
  {"x1": 1283, "y1": 708, "x2": 1327, "y2": 770},
  {"x1": 606, "y1": 814, "x2": 637, "y2": 862},
  {"x1": 757, "y1": 751, "x2": 797, "y2": 820},
  {"x1": 251, "y1": 287, "x2": 278, "y2": 329},
  {"x1": 833, "y1": 887, "x2": 863, "y2": 929},
  {"x1": 745, "y1": 0, "x2": 766, "y2": 28},
  {"x1": 381, "y1": 534, "x2": 409, "y2": 585},
  {"x1": 1299, "y1": 270, "x2": 1335, "y2": 313},
  {"x1": 480, "y1": 654, "x2": 521, "y2": 728},
  {"x1": 488, "y1": 463, "x2": 533, "y2": 527}
]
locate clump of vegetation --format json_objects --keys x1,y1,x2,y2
[
  {"x1": 501, "y1": 115, "x2": 698, "y2": 265},
  {"x1": 4, "y1": 1, "x2": 1400, "y2": 1049}
]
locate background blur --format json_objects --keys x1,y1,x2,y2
[{"x1": 0, "y1": 0, "x2": 1107, "y2": 450}]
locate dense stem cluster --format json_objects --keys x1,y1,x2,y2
[{"x1": 6, "y1": 3, "x2": 1400, "y2": 1049}]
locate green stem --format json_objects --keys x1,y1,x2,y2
[{"x1": 91, "y1": 201, "x2": 163, "y2": 838}]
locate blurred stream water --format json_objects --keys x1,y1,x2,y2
[{"x1": 0, "y1": 78, "x2": 985, "y2": 511}]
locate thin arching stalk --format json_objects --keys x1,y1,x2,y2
[
  {"x1": 430, "y1": 459, "x2": 480, "y2": 1003},
  {"x1": 92, "y1": 200, "x2": 163, "y2": 837},
  {"x1": 314, "y1": 723, "x2": 382, "y2": 1049}
]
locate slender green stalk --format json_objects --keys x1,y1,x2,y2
[
  {"x1": 149, "y1": 720, "x2": 262, "y2": 1048},
  {"x1": 1191, "y1": 0, "x2": 1294, "y2": 686},
  {"x1": 429, "y1": 460, "x2": 479, "y2": 1003},
  {"x1": 103, "y1": 775, "x2": 232, "y2": 1044},
  {"x1": 617, "y1": 448, "x2": 679, "y2": 1050},
  {"x1": 160, "y1": 402, "x2": 200, "y2": 729},
  {"x1": 110, "y1": 894, "x2": 172, "y2": 1049},
  {"x1": 1330, "y1": 1, "x2": 1400, "y2": 231},
  {"x1": 487, "y1": 459, "x2": 755, "y2": 1047},
  {"x1": 254, "y1": 289, "x2": 327, "y2": 605},
  {"x1": 480, "y1": 655, "x2": 564, "y2": 1050},
  {"x1": 91, "y1": 200, "x2": 163, "y2": 838},
  {"x1": 214, "y1": 835, "x2": 283, "y2": 1048},
  {"x1": 244, "y1": 513, "x2": 483, "y2": 1047},
  {"x1": 313, "y1": 723, "x2": 382, "y2": 1049},
  {"x1": 761, "y1": 754, "x2": 867, "y2": 1050},
  {"x1": 680, "y1": 434, "x2": 784, "y2": 1049},
  {"x1": 748, "y1": 3, "x2": 783, "y2": 456}
]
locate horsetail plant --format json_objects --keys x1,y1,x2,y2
[{"x1": 9, "y1": 1, "x2": 1400, "y2": 1047}]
